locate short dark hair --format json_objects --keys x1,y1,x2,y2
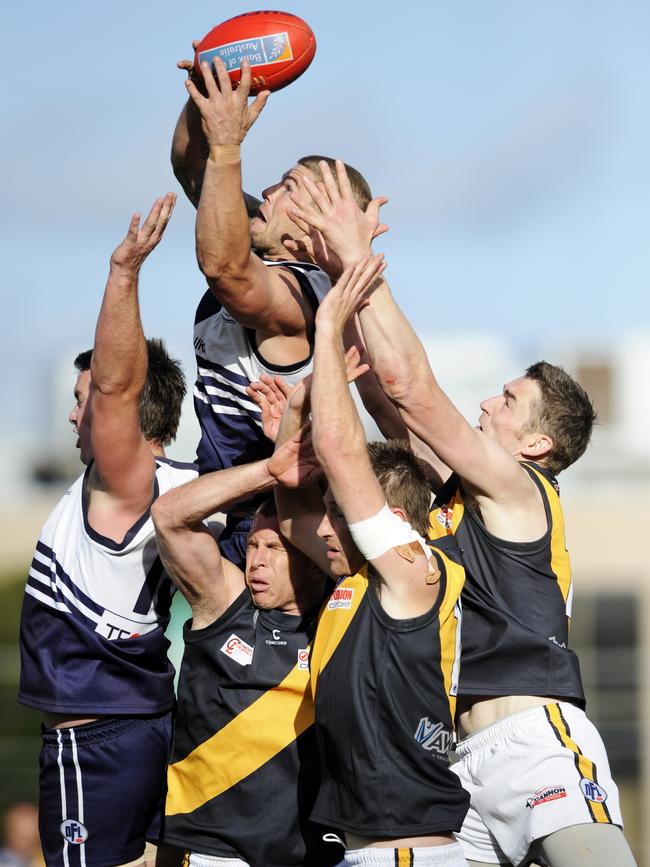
[
  {"x1": 74, "y1": 337, "x2": 186, "y2": 446},
  {"x1": 524, "y1": 361, "x2": 597, "y2": 474},
  {"x1": 297, "y1": 155, "x2": 372, "y2": 210},
  {"x1": 367, "y1": 440, "x2": 431, "y2": 537}
]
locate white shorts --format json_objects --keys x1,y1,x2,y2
[
  {"x1": 184, "y1": 854, "x2": 247, "y2": 867},
  {"x1": 344, "y1": 842, "x2": 467, "y2": 866},
  {"x1": 450, "y1": 702, "x2": 622, "y2": 866}
]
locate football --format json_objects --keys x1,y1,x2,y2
[{"x1": 194, "y1": 11, "x2": 316, "y2": 94}]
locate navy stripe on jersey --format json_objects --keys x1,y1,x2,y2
[
  {"x1": 196, "y1": 355, "x2": 252, "y2": 386},
  {"x1": 133, "y1": 556, "x2": 165, "y2": 617},
  {"x1": 196, "y1": 371, "x2": 254, "y2": 405},
  {"x1": 29, "y1": 545, "x2": 104, "y2": 621},
  {"x1": 194, "y1": 381, "x2": 263, "y2": 421},
  {"x1": 154, "y1": 456, "x2": 199, "y2": 472}
]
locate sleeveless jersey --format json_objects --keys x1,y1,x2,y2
[
  {"x1": 18, "y1": 456, "x2": 198, "y2": 715},
  {"x1": 193, "y1": 259, "x2": 330, "y2": 492},
  {"x1": 165, "y1": 590, "x2": 339, "y2": 867},
  {"x1": 309, "y1": 537, "x2": 470, "y2": 837},
  {"x1": 428, "y1": 461, "x2": 585, "y2": 706}
]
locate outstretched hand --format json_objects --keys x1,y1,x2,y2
[
  {"x1": 286, "y1": 159, "x2": 388, "y2": 270},
  {"x1": 267, "y1": 423, "x2": 321, "y2": 488},
  {"x1": 109, "y1": 193, "x2": 176, "y2": 274},
  {"x1": 184, "y1": 57, "x2": 270, "y2": 147},
  {"x1": 246, "y1": 375, "x2": 294, "y2": 443},
  {"x1": 316, "y1": 254, "x2": 386, "y2": 335}
]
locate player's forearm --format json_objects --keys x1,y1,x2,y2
[
  {"x1": 312, "y1": 325, "x2": 367, "y2": 477},
  {"x1": 195, "y1": 145, "x2": 251, "y2": 281},
  {"x1": 357, "y1": 278, "x2": 436, "y2": 407},
  {"x1": 171, "y1": 99, "x2": 207, "y2": 209},
  {"x1": 91, "y1": 265, "x2": 147, "y2": 396},
  {"x1": 275, "y1": 387, "x2": 309, "y2": 449},
  {"x1": 358, "y1": 279, "x2": 495, "y2": 479},
  {"x1": 155, "y1": 460, "x2": 276, "y2": 534}
]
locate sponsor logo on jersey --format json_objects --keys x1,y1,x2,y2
[
  {"x1": 413, "y1": 717, "x2": 453, "y2": 757},
  {"x1": 526, "y1": 786, "x2": 567, "y2": 809},
  {"x1": 327, "y1": 587, "x2": 355, "y2": 610},
  {"x1": 548, "y1": 635, "x2": 567, "y2": 648},
  {"x1": 580, "y1": 779, "x2": 607, "y2": 803},
  {"x1": 436, "y1": 507, "x2": 453, "y2": 530},
  {"x1": 96, "y1": 610, "x2": 152, "y2": 641},
  {"x1": 220, "y1": 634, "x2": 254, "y2": 666},
  {"x1": 266, "y1": 628, "x2": 287, "y2": 647},
  {"x1": 193, "y1": 336, "x2": 206, "y2": 354},
  {"x1": 297, "y1": 648, "x2": 310, "y2": 670},
  {"x1": 60, "y1": 819, "x2": 88, "y2": 844}
]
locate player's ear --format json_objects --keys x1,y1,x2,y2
[
  {"x1": 388, "y1": 506, "x2": 408, "y2": 524},
  {"x1": 523, "y1": 432, "x2": 553, "y2": 460}
]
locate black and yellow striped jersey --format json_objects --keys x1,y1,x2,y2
[
  {"x1": 164, "y1": 590, "x2": 341, "y2": 866},
  {"x1": 429, "y1": 461, "x2": 584, "y2": 706},
  {"x1": 309, "y1": 536, "x2": 470, "y2": 837}
]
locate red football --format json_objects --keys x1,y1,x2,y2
[{"x1": 194, "y1": 11, "x2": 316, "y2": 94}]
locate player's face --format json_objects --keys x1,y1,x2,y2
[
  {"x1": 245, "y1": 515, "x2": 311, "y2": 612},
  {"x1": 478, "y1": 376, "x2": 542, "y2": 454},
  {"x1": 316, "y1": 490, "x2": 364, "y2": 578},
  {"x1": 249, "y1": 164, "x2": 316, "y2": 254},
  {"x1": 68, "y1": 370, "x2": 93, "y2": 465}
]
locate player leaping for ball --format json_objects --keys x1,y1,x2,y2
[
  {"x1": 173, "y1": 52, "x2": 384, "y2": 569},
  {"x1": 264, "y1": 257, "x2": 471, "y2": 867},
  {"x1": 19, "y1": 195, "x2": 197, "y2": 867},
  {"x1": 287, "y1": 162, "x2": 637, "y2": 867}
]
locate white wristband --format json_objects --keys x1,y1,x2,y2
[{"x1": 348, "y1": 503, "x2": 428, "y2": 562}]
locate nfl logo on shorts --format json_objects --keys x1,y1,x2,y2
[
  {"x1": 60, "y1": 819, "x2": 88, "y2": 844},
  {"x1": 580, "y1": 779, "x2": 607, "y2": 803}
]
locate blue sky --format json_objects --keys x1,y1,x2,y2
[{"x1": 2, "y1": 0, "x2": 649, "y2": 440}]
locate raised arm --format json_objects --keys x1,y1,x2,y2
[
  {"x1": 172, "y1": 46, "x2": 262, "y2": 215},
  {"x1": 253, "y1": 351, "x2": 371, "y2": 574},
  {"x1": 86, "y1": 195, "x2": 175, "y2": 538},
  {"x1": 152, "y1": 460, "x2": 272, "y2": 628},
  {"x1": 311, "y1": 258, "x2": 440, "y2": 617},
  {"x1": 185, "y1": 57, "x2": 314, "y2": 333},
  {"x1": 289, "y1": 160, "x2": 536, "y2": 508}
]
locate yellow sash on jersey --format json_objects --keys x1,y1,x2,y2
[
  {"x1": 309, "y1": 568, "x2": 368, "y2": 702},
  {"x1": 524, "y1": 464, "x2": 572, "y2": 610},
  {"x1": 310, "y1": 556, "x2": 464, "y2": 722},
  {"x1": 166, "y1": 660, "x2": 314, "y2": 816}
]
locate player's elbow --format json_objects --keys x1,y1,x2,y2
[
  {"x1": 376, "y1": 366, "x2": 416, "y2": 405},
  {"x1": 151, "y1": 492, "x2": 182, "y2": 537}
]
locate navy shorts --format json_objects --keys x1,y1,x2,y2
[
  {"x1": 39, "y1": 711, "x2": 173, "y2": 867},
  {"x1": 218, "y1": 516, "x2": 253, "y2": 572}
]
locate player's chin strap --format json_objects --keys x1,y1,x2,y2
[{"x1": 348, "y1": 504, "x2": 441, "y2": 585}]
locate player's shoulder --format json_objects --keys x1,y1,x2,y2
[
  {"x1": 520, "y1": 460, "x2": 561, "y2": 497},
  {"x1": 154, "y1": 456, "x2": 198, "y2": 488},
  {"x1": 260, "y1": 257, "x2": 331, "y2": 302}
]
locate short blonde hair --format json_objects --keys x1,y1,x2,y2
[{"x1": 298, "y1": 155, "x2": 372, "y2": 210}]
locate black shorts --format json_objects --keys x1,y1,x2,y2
[{"x1": 39, "y1": 711, "x2": 173, "y2": 867}]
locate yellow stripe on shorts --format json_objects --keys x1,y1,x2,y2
[
  {"x1": 394, "y1": 848, "x2": 414, "y2": 867},
  {"x1": 544, "y1": 704, "x2": 612, "y2": 824}
]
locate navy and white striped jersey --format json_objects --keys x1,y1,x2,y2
[
  {"x1": 18, "y1": 456, "x2": 197, "y2": 715},
  {"x1": 193, "y1": 259, "x2": 330, "y2": 488}
]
